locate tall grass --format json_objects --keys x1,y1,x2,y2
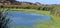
[{"x1": 0, "y1": 9, "x2": 10, "y2": 28}]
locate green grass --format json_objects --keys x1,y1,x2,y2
[
  {"x1": 9, "y1": 9, "x2": 50, "y2": 15},
  {"x1": 49, "y1": 15, "x2": 60, "y2": 28}
]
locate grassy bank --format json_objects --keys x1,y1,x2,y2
[
  {"x1": 9, "y1": 9, "x2": 50, "y2": 15},
  {"x1": 50, "y1": 15, "x2": 60, "y2": 28}
]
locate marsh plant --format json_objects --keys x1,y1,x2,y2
[{"x1": 0, "y1": 10, "x2": 10, "y2": 28}]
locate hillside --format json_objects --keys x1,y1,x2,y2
[
  {"x1": 0, "y1": 0, "x2": 60, "y2": 18},
  {"x1": 0, "y1": 0, "x2": 41, "y2": 8}
]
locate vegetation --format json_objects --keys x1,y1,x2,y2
[{"x1": 0, "y1": 9, "x2": 10, "y2": 28}]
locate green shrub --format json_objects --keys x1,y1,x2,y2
[{"x1": 0, "y1": 10, "x2": 10, "y2": 28}]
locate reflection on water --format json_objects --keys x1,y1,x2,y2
[{"x1": 7, "y1": 11, "x2": 51, "y2": 28}]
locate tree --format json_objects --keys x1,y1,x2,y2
[
  {"x1": 0, "y1": 10, "x2": 10, "y2": 28},
  {"x1": 6, "y1": 0, "x2": 16, "y2": 2},
  {"x1": 24, "y1": 6, "x2": 31, "y2": 9},
  {"x1": 37, "y1": 7, "x2": 42, "y2": 10}
]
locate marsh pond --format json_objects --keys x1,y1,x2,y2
[{"x1": 7, "y1": 11, "x2": 51, "y2": 28}]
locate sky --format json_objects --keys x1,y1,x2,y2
[{"x1": 16, "y1": 0, "x2": 60, "y2": 4}]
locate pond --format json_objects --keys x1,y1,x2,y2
[{"x1": 7, "y1": 11, "x2": 51, "y2": 28}]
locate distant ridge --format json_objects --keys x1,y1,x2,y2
[{"x1": 0, "y1": 0, "x2": 41, "y2": 5}]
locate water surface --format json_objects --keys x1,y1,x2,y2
[{"x1": 7, "y1": 11, "x2": 51, "y2": 27}]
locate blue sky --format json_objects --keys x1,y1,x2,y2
[{"x1": 16, "y1": 0, "x2": 60, "y2": 4}]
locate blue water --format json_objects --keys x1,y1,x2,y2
[{"x1": 7, "y1": 11, "x2": 51, "y2": 26}]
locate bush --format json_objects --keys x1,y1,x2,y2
[{"x1": 0, "y1": 10, "x2": 10, "y2": 28}]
